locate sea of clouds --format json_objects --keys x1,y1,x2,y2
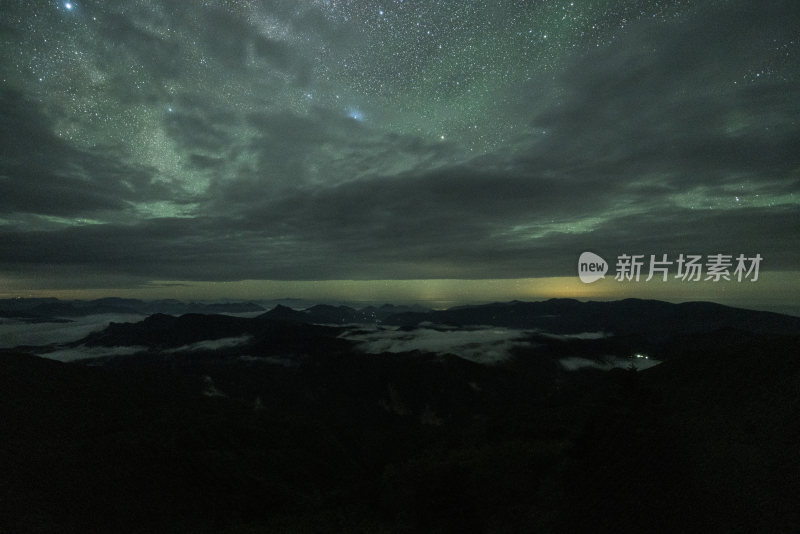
[
  {"x1": 0, "y1": 313, "x2": 146, "y2": 349},
  {"x1": 342, "y1": 325, "x2": 537, "y2": 364},
  {"x1": 3, "y1": 313, "x2": 661, "y2": 370}
]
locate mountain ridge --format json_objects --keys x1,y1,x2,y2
[{"x1": 50, "y1": 298, "x2": 800, "y2": 357}]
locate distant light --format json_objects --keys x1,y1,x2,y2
[{"x1": 65, "y1": 2, "x2": 74, "y2": 10}]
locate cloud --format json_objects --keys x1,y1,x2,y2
[
  {"x1": 35, "y1": 344, "x2": 148, "y2": 363},
  {"x1": 1, "y1": 195, "x2": 796, "y2": 284},
  {"x1": 0, "y1": 313, "x2": 146, "y2": 349},
  {"x1": 343, "y1": 325, "x2": 535, "y2": 364},
  {"x1": 96, "y1": 11, "x2": 184, "y2": 83},
  {"x1": 164, "y1": 335, "x2": 252, "y2": 353},
  {"x1": 0, "y1": 90, "x2": 175, "y2": 220}
]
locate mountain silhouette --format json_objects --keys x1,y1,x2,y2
[
  {"x1": 2, "y1": 298, "x2": 798, "y2": 533},
  {"x1": 0, "y1": 297, "x2": 265, "y2": 321}
]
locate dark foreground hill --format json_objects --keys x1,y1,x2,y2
[{"x1": 1, "y1": 300, "x2": 799, "y2": 533}]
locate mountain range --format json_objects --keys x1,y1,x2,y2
[{"x1": 69, "y1": 298, "x2": 800, "y2": 353}]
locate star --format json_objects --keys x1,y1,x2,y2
[{"x1": 347, "y1": 108, "x2": 364, "y2": 121}]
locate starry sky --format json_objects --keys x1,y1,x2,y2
[{"x1": 1, "y1": 0, "x2": 798, "y2": 309}]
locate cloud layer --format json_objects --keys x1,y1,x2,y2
[{"x1": 344, "y1": 325, "x2": 535, "y2": 364}]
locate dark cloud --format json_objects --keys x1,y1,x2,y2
[
  {"x1": 0, "y1": 90, "x2": 173, "y2": 218},
  {"x1": 164, "y1": 110, "x2": 237, "y2": 152},
  {"x1": 1, "y1": 191, "x2": 795, "y2": 283},
  {"x1": 187, "y1": 154, "x2": 225, "y2": 170},
  {"x1": 98, "y1": 12, "x2": 184, "y2": 80},
  {"x1": 190, "y1": 6, "x2": 314, "y2": 84}
]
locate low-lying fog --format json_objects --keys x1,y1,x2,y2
[
  {"x1": 0, "y1": 314, "x2": 146, "y2": 349},
  {"x1": 342, "y1": 325, "x2": 537, "y2": 364},
  {"x1": 2, "y1": 315, "x2": 661, "y2": 370}
]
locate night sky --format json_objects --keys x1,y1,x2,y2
[{"x1": 1, "y1": 0, "x2": 798, "y2": 308}]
